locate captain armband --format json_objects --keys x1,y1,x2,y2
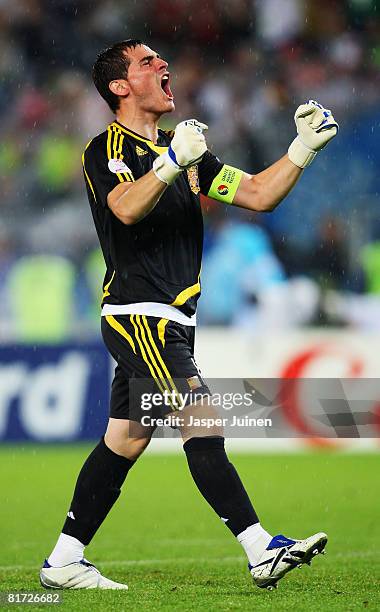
[{"x1": 207, "y1": 165, "x2": 243, "y2": 204}]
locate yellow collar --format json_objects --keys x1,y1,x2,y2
[{"x1": 110, "y1": 122, "x2": 168, "y2": 155}]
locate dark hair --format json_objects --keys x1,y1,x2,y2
[{"x1": 92, "y1": 39, "x2": 143, "y2": 112}]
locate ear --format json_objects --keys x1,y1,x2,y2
[{"x1": 109, "y1": 79, "x2": 130, "y2": 98}]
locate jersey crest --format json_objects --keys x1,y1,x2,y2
[{"x1": 186, "y1": 165, "x2": 200, "y2": 195}]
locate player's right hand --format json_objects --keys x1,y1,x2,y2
[
  {"x1": 153, "y1": 119, "x2": 208, "y2": 185},
  {"x1": 169, "y1": 119, "x2": 208, "y2": 168},
  {"x1": 288, "y1": 100, "x2": 338, "y2": 168}
]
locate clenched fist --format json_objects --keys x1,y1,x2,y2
[
  {"x1": 153, "y1": 119, "x2": 208, "y2": 185},
  {"x1": 288, "y1": 100, "x2": 338, "y2": 168}
]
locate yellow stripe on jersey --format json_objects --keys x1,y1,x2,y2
[
  {"x1": 102, "y1": 270, "x2": 115, "y2": 301},
  {"x1": 112, "y1": 126, "x2": 118, "y2": 159},
  {"x1": 157, "y1": 318, "x2": 169, "y2": 347},
  {"x1": 115, "y1": 130, "x2": 135, "y2": 183},
  {"x1": 112, "y1": 127, "x2": 125, "y2": 184},
  {"x1": 107, "y1": 125, "x2": 123, "y2": 182},
  {"x1": 81, "y1": 139, "x2": 97, "y2": 201},
  {"x1": 106, "y1": 126, "x2": 134, "y2": 184},
  {"x1": 106, "y1": 126, "x2": 112, "y2": 161},
  {"x1": 82, "y1": 156, "x2": 96, "y2": 201},
  {"x1": 171, "y1": 280, "x2": 201, "y2": 307},
  {"x1": 110, "y1": 121, "x2": 168, "y2": 155},
  {"x1": 105, "y1": 315, "x2": 136, "y2": 354}
]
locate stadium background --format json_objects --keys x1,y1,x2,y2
[
  {"x1": 1, "y1": 2, "x2": 379, "y2": 609},
  {"x1": 0, "y1": 0, "x2": 379, "y2": 446}
]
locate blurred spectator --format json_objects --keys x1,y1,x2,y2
[
  {"x1": 198, "y1": 214, "x2": 285, "y2": 325},
  {"x1": 360, "y1": 242, "x2": 380, "y2": 294},
  {"x1": 253, "y1": 0, "x2": 305, "y2": 48},
  {"x1": 0, "y1": 0, "x2": 378, "y2": 336},
  {"x1": 198, "y1": 212, "x2": 319, "y2": 328},
  {"x1": 309, "y1": 217, "x2": 348, "y2": 290},
  {"x1": 6, "y1": 255, "x2": 76, "y2": 343}
]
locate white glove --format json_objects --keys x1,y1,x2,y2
[
  {"x1": 153, "y1": 119, "x2": 208, "y2": 185},
  {"x1": 288, "y1": 100, "x2": 339, "y2": 168}
]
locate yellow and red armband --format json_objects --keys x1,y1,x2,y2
[{"x1": 207, "y1": 164, "x2": 243, "y2": 204}]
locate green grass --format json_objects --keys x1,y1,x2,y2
[{"x1": 0, "y1": 447, "x2": 379, "y2": 611}]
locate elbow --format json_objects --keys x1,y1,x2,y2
[
  {"x1": 108, "y1": 185, "x2": 140, "y2": 225},
  {"x1": 258, "y1": 199, "x2": 279, "y2": 213},
  {"x1": 111, "y1": 208, "x2": 136, "y2": 224},
  {"x1": 118, "y1": 213, "x2": 139, "y2": 225},
  {"x1": 112, "y1": 202, "x2": 142, "y2": 225},
  {"x1": 118, "y1": 208, "x2": 149, "y2": 225},
  {"x1": 249, "y1": 191, "x2": 279, "y2": 213},
  {"x1": 244, "y1": 178, "x2": 278, "y2": 213}
]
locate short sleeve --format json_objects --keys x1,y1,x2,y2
[
  {"x1": 198, "y1": 150, "x2": 224, "y2": 195},
  {"x1": 198, "y1": 150, "x2": 244, "y2": 205},
  {"x1": 82, "y1": 134, "x2": 135, "y2": 208}
]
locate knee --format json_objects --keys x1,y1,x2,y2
[
  {"x1": 124, "y1": 437, "x2": 151, "y2": 460},
  {"x1": 179, "y1": 403, "x2": 224, "y2": 444},
  {"x1": 105, "y1": 433, "x2": 151, "y2": 460},
  {"x1": 105, "y1": 419, "x2": 153, "y2": 460}
]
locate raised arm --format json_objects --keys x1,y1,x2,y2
[
  {"x1": 211, "y1": 100, "x2": 339, "y2": 213},
  {"x1": 233, "y1": 155, "x2": 302, "y2": 213}
]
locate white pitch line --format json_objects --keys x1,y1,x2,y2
[
  {"x1": 0, "y1": 556, "x2": 244, "y2": 572},
  {"x1": 101, "y1": 556, "x2": 244, "y2": 568},
  {"x1": 0, "y1": 550, "x2": 377, "y2": 573}
]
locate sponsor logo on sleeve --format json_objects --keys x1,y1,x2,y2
[{"x1": 108, "y1": 158, "x2": 131, "y2": 174}]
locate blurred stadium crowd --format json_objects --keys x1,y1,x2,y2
[{"x1": 0, "y1": 0, "x2": 379, "y2": 341}]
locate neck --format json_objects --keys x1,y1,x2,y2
[{"x1": 115, "y1": 107, "x2": 161, "y2": 144}]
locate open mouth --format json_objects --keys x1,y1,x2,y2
[{"x1": 161, "y1": 73, "x2": 173, "y2": 100}]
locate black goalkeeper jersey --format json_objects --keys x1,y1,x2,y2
[{"x1": 82, "y1": 120, "x2": 223, "y2": 318}]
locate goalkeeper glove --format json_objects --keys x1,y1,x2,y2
[
  {"x1": 288, "y1": 100, "x2": 338, "y2": 168},
  {"x1": 153, "y1": 119, "x2": 208, "y2": 185}
]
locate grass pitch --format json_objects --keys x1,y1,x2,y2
[{"x1": 1, "y1": 446, "x2": 379, "y2": 611}]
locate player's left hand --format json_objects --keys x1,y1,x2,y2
[{"x1": 288, "y1": 100, "x2": 338, "y2": 168}]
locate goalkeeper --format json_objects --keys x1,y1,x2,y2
[{"x1": 40, "y1": 39, "x2": 338, "y2": 592}]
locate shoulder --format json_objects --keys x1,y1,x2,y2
[{"x1": 83, "y1": 130, "x2": 108, "y2": 161}]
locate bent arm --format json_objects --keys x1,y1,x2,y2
[
  {"x1": 233, "y1": 155, "x2": 302, "y2": 213},
  {"x1": 107, "y1": 170, "x2": 167, "y2": 225}
]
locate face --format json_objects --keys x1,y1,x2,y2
[{"x1": 111, "y1": 44, "x2": 174, "y2": 115}]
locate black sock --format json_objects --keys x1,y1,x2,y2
[
  {"x1": 183, "y1": 437, "x2": 259, "y2": 536},
  {"x1": 62, "y1": 437, "x2": 135, "y2": 545}
]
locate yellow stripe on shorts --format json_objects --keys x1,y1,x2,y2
[{"x1": 105, "y1": 315, "x2": 136, "y2": 354}]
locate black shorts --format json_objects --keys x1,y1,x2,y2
[{"x1": 101, "y1": 314, "x2": 210, "y2": 422}]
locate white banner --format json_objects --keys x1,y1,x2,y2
[{"x1": 184, "y1": 328, "x2": 380, "y2": 452}]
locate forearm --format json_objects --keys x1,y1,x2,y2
[
  {"x1": 233, "y1": 154, "x2": 302, "y2": 213},
  {"x1": 231, "y1": 101, "x2": 337, "y2": 214},
  {"x1": 108, "y1": 170, "x2": 167, "y2": 225},
  {"x1": 108, "y1": 119, "x2": 208, "y2": 225}
]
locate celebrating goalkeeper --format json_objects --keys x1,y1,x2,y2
[{"x1": 40, "y1": 39, "x2": 338, "y2": 592}]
